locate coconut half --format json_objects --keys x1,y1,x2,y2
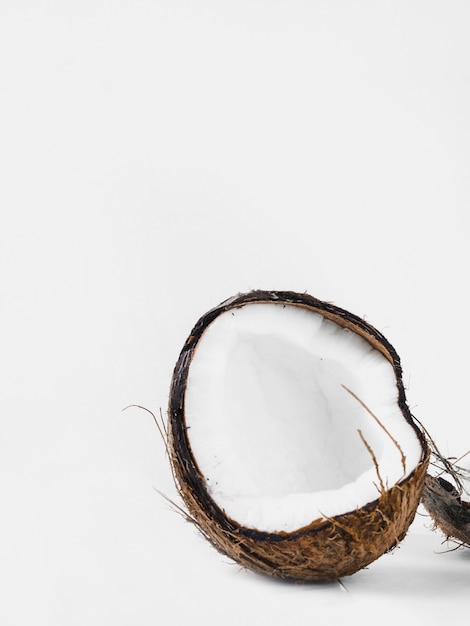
[{"x1": 168, "y1": 291, "x2": 429, "y2": 581}]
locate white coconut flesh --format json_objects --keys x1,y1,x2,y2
[{"x1": 185, "y1": 303, "x2": 423, "y2": 534}]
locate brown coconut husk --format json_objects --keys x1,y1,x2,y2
[
  {"x1": 417, "y1": 421, "x2": 470, "y2": 548},
  {"x1": 167, "y1": 290, "x2": 430, "y2": 581},
  {"x1": 421, "y1": 474, "x2": 470, "y2": 547}
]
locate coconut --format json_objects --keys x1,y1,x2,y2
[
  {"x1": 168, "y1": 290, "x2": 429, "y2": 581},
  {"x1": 421, "y1": 475, "x2": 470, "y2": 546},
  {"x1": 418, "y1": 432, "x2": 470, "y2": 548}
]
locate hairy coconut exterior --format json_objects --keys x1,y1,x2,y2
[
  {"x1": 168, "y1": 290, "x2": 430, "y2": 581},
  {"x1": 421, "y1": 475, "x2": 470, "y2": 547}
]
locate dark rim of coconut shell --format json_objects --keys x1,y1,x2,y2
[{"x1": 168, "y1": 290, "x2": 429, "y2": 542}]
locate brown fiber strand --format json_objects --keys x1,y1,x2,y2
[
  {"x1": 342, "y1": 385, "x2": 407, "y2": 476},
  {"x1": 357, "y1": 429, "x2": 385, "y2": 494}
]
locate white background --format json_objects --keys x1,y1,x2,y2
[{"x1": 1, "y1": 1, "x2": 470, "y2": 624}]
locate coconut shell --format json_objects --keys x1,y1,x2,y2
[
  {"x1": 168, "y1": 290, "x2": 430, "y2": 581},
  {"x1": 421, "y1": 475, "x2": 470, "y2": 547}
]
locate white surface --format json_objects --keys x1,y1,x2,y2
[{"x1": 1, "y1": 1, "x2": 470, "y2": 624}]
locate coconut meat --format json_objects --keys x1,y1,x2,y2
[{"x1": 184, "y1": 303, "x2": 423, "y2": 533}]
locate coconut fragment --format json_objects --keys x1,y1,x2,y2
[
  {"x1": 421, "y1": 475, "x2": 470, "y2": 546},
  {"x1": 168, "y1": 290, "x2": 429, "y2": 581},
  {"x1": 419, "y1": 434, "x2": 470, "y2": 548}
]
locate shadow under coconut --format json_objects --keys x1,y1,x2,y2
[
  {"x1": 341, "y1": 531, "x2": 470, "y2": 598},
  {"x1": 455, "y1": 544, "x2": 470, "y2": 560},
  {"x1": 227, "y1": 559, "x2": 348, "y2": 592}
]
